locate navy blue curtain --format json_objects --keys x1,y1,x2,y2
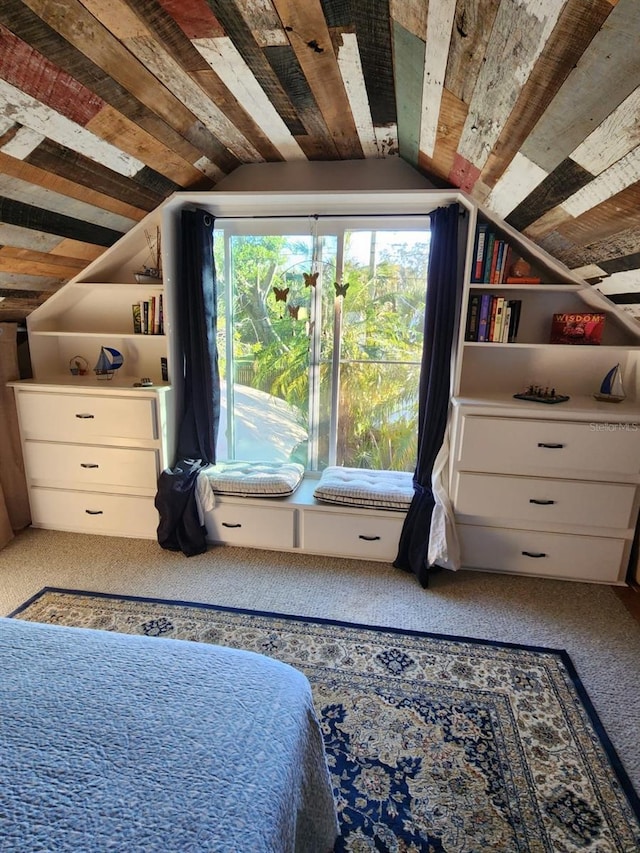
[
  {"x1": 155, "y1": 208, "x2": 220, "y2": 555},
  {"x1": 393, "y1": 204, "x2": 462, "y2": 588}
]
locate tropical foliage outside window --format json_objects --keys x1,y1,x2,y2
[{"x1": 213, "y1": 217, "x2": 429, "y2": 471}]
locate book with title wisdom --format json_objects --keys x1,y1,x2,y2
[{"x1": 549, "y1": 312, "x2": 605, "y2": 345}]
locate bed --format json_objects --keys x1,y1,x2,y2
[{"x1": 0, "y1": 616, "x2": 339, "y2": 852}]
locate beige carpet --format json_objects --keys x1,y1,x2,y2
[{"x1": 2, "y1": 527, "x2": 639, "y2": 792}]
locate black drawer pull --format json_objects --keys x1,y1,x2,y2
[
  {"x1": 529, "y1": 498, "x2": 555, "y2": 505},
  {"x1": 359, "y1": 534, "x2": 381, "y2": 541},
  {"x1": 537, "y1": 442, "x2": 564, "y2": 449},
  {"x1": 75, "y1": 413, "x2": 95, "y2": 419},
  {"x1": 85, "y1": 509, "x2": 103, "y2": 515},
  {"x1": 522, "y1": 550, "x2": 546, "y2": 558},
  {"x1": 222, "y1": 522, "x2": 242, "y2": 528},
  {"x1": 80, "y1": 463, "x2": 99, "y2": 469}
]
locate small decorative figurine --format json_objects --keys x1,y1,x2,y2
[{"x1": 594, "y1": 363, "x2": 625, "y2": 403}]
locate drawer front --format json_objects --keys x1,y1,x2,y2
[
  {"x1": 204, "y1": 503, "x2": 295, "y2": 549},
  {"x1": 457, "y1": 524, "x2": 625, "y2": 583},
  {"x1": 303, "y1": 510, "x2": 404, "y2": 561},
  {"x1": 17, "y1": 392, "x2": 157, "y2": 441},
  {"x1": 24, "y1": 441, "x2": 159, "y2": 490},
  {"x1": 29, "y1": 488, "x2": 158, "y2": 538},
  {"x1": 457, "y1": 416, "x2": 640, "y2": 476},
  {"x1": 453, "y1": 472, "x2": 637, "y2": 530}
]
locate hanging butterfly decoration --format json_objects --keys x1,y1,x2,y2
[
  {"x1": 272, "y1": 285, "x2": 289, "y2": 317},
  {"x1": 273, "y1": 286, "x2": 289, "y2": 302},
  {"x1": 334, "y1": 281, "x2": 349, "y2": 298},
  {"x1": 288, "y1": 303, "x2": 300, "y2": 320},
  {"x1": 303, "y1": 271, "x2": 319, "y2": 288}
]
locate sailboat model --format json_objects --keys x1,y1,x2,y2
[
  {"x1": 94, "y1": 346, "x2": 124, "y2": 380},
  {"x1": 134, "y1": 227, "x2": 162, "y2": 283},
  {"x1": 594, "y1": 363, "x2": 625, "y2": 403}
]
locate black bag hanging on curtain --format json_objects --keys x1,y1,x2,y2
[
  {"x1": 155, "y1": 208, "x2": 221, "y2": 556},
  {"x1": 393, "y1": 204, "x2": 462, "y2": 588}
]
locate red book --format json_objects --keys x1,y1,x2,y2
[{"x1": 549, "y1": 312, "x2": 606, "y2": 345}]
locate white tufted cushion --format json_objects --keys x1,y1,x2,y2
[
  {"x1": 201, "y1": 461, "x2": 304, "y2": 497},
  {"x1": 313, "y1": 466, "x2": 414, "y2": 511}
]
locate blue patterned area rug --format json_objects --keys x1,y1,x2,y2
[{"x1": 11, "y1": 587, "x2": 640, "y2": 852}]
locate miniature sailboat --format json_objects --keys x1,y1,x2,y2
[
  {"x1": 134, "y1": 227, "x2": 162, "y2": 283},
  {"x1": 594, "y1": 363, "x2": 625, "y2": 403},
  {"x1": 94, "y1": 346, "x2": 124, "y2": 380}
]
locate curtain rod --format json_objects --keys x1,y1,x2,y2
[{"x1": 191, "y1": 204, "x2": 465, "y2": 221}]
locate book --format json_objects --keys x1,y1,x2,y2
[
  {"x1": 482, "y1": 232, "x2": 496, "y2": 283},
  {"x1": 464, "y1": 294, "x2": 481, "y2": 341},
  {"x1": 132, "y1": 303, "x2": 142, "y2": 334},
  {"x1": 505, "y1": 276, "x2": 541, "y2": 284},
  {"x1": 472, "y1": 224, "x2": 489, "y2": 282},
  {"x1": 492, "y1": 297, "x2": 505, "y2": 342},
  {"x1": 141, "y1": 299, "x2": 149, "y2": 334},
  {"x1": 158, "y1": 293, "x2": 164, "y2": 335},
  {"x1": 477, "y1": 293, "x2": 492, "y2": 342},
  {"x1": 507, "y1": 299, "x2": 522, "y2": 342},
  {"x1": 549, "y1": 312, "x2": 605, "y2": 345}
]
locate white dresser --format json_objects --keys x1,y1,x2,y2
[
  {"x1": 450, "y1": 401, "x2": 640, "y2": 584},
  {"x1": 11, "y1": 384, "x2": 174, "y2": 539}
]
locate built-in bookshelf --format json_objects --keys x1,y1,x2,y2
[
  {"x1": 455, "y1": 210, "x2": 640, "y2": 406},
  {"x1": 26, "y1": 214, "x2": 170, "y2": 387}
]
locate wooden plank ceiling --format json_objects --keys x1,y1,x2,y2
[{"x1": 0, "y1": 0, "x2": 639, "y2": 322}]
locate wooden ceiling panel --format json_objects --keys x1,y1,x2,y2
[{"x1": 0, "y1": 0, "x2": 639, "y2": 321}]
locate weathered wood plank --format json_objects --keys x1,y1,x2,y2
[
  {"x1": 521, "y1": 0, "x2": 640, "y2": 172},
  {"x1": 0, "y1": 247, "x2": 87, "y2": 279},
  {"x1": 155, "y1": 0, "x2": 224, "y2": 39},
  {"x1": 25, "y1": 139, "x2": 166, "y2": 212},
  {"x1": 571, "y1": 86, "x2": 640, "y2": 176},
  {"x1": 194, "y1": 37, "x2": 304, "y2": 160},
  {"x1": 0, "y1": 151, "x2": 145, "y2": 224},
  {"x1": 445, "y1": 0, "x2": 500, "y2": 106},
  {"x1": 418, "y1": 0, "x2": 456, "y2": 158},
  {"x1": 0, "y1": 222, "x2": 61, "y2": 253},
  {"x1": 0, "y1": 274, "x2": 60, "y2": 291},
  {"x1": 233, "y1": 0, "x2": 289, "y2": 47},
  {"x1": 51, "y1": 239, "x2": 105, "y2": 262},
  {"x1": 392, "y1": 21, "x2": 424, "y2": 165},
  {"x1": 561, "y1": 146, "x2": 640, "y2": 218},
  {"x1": 556, "y1": 183, "x2": 640, "y2": 246},
  {"x1": 484, "y1": 151, "x2": 548, "y2": 218},
  {"x1": 0, "y1": 0, "x2": 227, "y2": 171},
  {"x1": 1, "y1": 128, "x2": 44, "y2": 160},
  {"x1": 335, "y1": 31, "x2": 383, "y2": 158},
  {"x1": 202, "y1": 0, "x2": 308, "y2": 139},
  {"x1": 0, "y1": 23, "x2": 103, "y2": 125},
  {"x1": 425, "y1": 87, "x2": 467, "y2": 183},
  {"x1": 389, "y1": 0, "x2": 428, "y2": 40},
  {"x1": 479, "y1": 0, "x2": 612, "y2": 192},
  {"x1": 270, "y1": 0, "x2": 362, "y2": 158},
  {"x1": 263, "y1": 44, "x2": 338, "y2": 160},
  {"x1": 0, "y1": 78, "x2": 144, "y2": 177},
  {"x1": 0, "y1": 197, "x2": 123, "y2": 247},
  {"x1": 347, "y1": 0, "x2": 396, "y2": 129},
  {"x1": 523, "y1": 207, "x2": 574, "y2": 241},
  {"x1": 457, "y1": 0, "x2": 566, "y2": 172},
  {"x1": 506, "y1": 158, "x2": 594, "y2": 231},
  {"x1": 86, "y1": 105, "x2": 209, "y2": 187}
]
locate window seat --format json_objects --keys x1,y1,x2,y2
[{"x1": 312, "y1": 466, "x2": 414, "y2": 511}]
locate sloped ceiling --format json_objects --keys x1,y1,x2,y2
[{"x1": 0, "y1": 0, "x2": 639, "y2": 322}]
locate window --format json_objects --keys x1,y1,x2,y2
[{"x1": 213, "y1": 216, "x2": 430, "y2": 471}]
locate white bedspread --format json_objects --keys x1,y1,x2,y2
[{"x1": 0, "y1": 617, "x2": 339, "y2": 852}]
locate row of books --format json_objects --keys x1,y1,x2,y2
[
  {"x1": 132, "y1": 295, "x2": 164, "y2": 335},
  {"x1": 465, "y1": 294, "x2": 522, "y2": 343},
  {"x1": 471, "y1": 223, "x2": 540, "y2": 284}
]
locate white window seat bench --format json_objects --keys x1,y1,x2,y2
[{"x1": 197, "y1": 468, "x2": 413, "y2": 562}]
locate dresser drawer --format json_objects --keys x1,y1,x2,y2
[
  {"x1": 453, "y1": 472, "x2": 637, "y2": 530},
  {"x1": 457, "y1": 524, "x2": 625, "y2": 583},
  {"x1": 16, "y1": 392, "x2": 157, "y2": 442},
  {"x1": 302, "y1": 509, "x2": 404, "y2": 561},
  {"x1": 204, "y1": 502, "x2": 295, "y2": 549},
  {"x1": 24, "y1": 441, "x2": 159, "y2": 490},
  {"x1": 29, "y1": 488, "x2": 158, "y2": 538},
  {"x1": 456, "y1": 416, "x2": 640, "y2": 476}
]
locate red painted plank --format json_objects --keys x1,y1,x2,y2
[
  {"x1": 0, "y1": 24, "x2": 103, "y2": 126},
  {"x1": 155, "y1": 0, "x2": 225, "y2": 39},
  {"x1": 449, "y1": 153, "x2": 480, "y2": 193}
]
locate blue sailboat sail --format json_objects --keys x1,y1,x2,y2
[
  {"x1": 94, "y1": 346, "x2": 124, "y2": 379},
  {"x1": 594, "y1": 363, "x2": 625, "y2": 402}
]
